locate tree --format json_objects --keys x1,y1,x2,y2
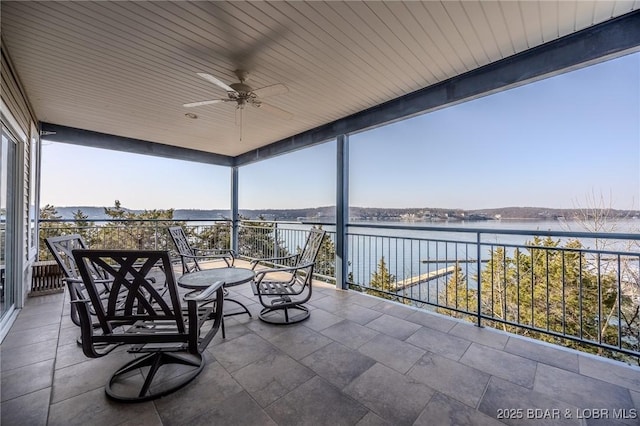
[
  {"x1": 367, "y1": 256, "x2": 396, "y2": 300},
  {"x1": 439, "y1": 262, "x2": 473, "y2": 320},
  {"x1": 97, "y1": 200, "x2": 179, "y2": 250},
  {"x1": 440, "y1": 236, "x2": 622, "y2": 358},
  {"x1": 39, "y1": 204, "x2": 69, "y2": 259},
  {"x1": 72, "y1": 208, "x2": 100, "y2": 247},
  {"x1": 194, "y1": 221, "x2": 232, "y2": 251},
  {"x1": 237, "y1": 215, "x2": 289, "y2": 260},
  {"x1": 311, "y1": 225, "x2": 335, "y2": 278}
]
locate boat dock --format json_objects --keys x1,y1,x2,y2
[{"x1": 393, "y1": 265, "x2": 459, "y2": 290}]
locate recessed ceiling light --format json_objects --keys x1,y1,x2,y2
[{"x1": 185, "y1": 113, "x2": 198, "y2": 119}]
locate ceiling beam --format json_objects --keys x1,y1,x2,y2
[
  {"x1": 235, "y1": 10, "x2": 640, "y2": 166},
  {"x1": 40, "y1": 123, "x2": 234, "y2": 167}
]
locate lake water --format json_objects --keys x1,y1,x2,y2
[{"x1": 264, "y1": 219, "x2": 640, "y2": 298}]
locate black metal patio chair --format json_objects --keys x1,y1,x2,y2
[
  {"x1": 168, "y1": 226, "x2": 235, "y2": 273},
  {"x1": 250, "y1": 228, "x2": 326, "y2": 324},
  {"x1": 169, "y1": 226, "x2": 251, "y2": 337},
  {"x1": 45, "y1": 234, "x2": 163, "y2": 331},
  {"x1": 44, "y1": 234, "x2": 111, "y2": 328},
  {"x1": 72, "y1": 249, "x2": 224, "y2": 402}
]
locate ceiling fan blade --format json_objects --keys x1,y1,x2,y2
[
  {"x1": 183, "y1": 99, "x2": 227, "y2": 108},
  {"x1": 252, "y1": 83, "x2": 288, "y2": 99},
  {"x1": 197, "y1": 73, "x2": 236, "y2": 93},
  {"x1": 256, "y1": 102, "x2": 293, "y2": 120}
]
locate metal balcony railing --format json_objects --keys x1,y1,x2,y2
[
  {"x1": 38, "y1": 219, "x2": 233, "y2": 261},
  {"x1": 39, "y1": 219, "x2": 640, "y2": 362}
]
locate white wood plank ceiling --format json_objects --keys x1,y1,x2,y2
[{"x1": 2, "y1": 1, "x2": 638, "y2": 157}]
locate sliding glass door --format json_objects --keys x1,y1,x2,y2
[{"x1": 0, "y1": 129, "x2": 16, "y2": 322}]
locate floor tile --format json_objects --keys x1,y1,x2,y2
[
  {"x1": 348, "y1": 292, "x2": 386, "y2": 309},
  {"x1": 266, "y1": 376, "x2": 368, "y2": 426},
  {"x1": 9, "y1": 310, "x2": 61, "y2": 332},
  {"x1": 51, "y1": 350, "x2": 136, "y2": 403},
  {"x1": 355, "y1": 411, "x2": 391, "y2": 426},
  {"x1": 1, "y1": 339, "x2": 58, "y2": 371},
  {"x1": 320, "y1": 320, "x2": 379, "y2": 349},
  {"x1": 370, "y1": 299, "x2": 415, "y2": 319},
  {"x1": 504, "y1": 336, "x2": 580, "y2": 372},
  {"x1": 364, "y1": 313, "x2": 421, "y2": 340},
  {"x1": 209, "y1": 333, "x2": 279, "y2": 372},
  {"x1": 232, "y1": 350, "x2": 315, "y2": 407},
  {"x1": 155, "y1": 359, "x2": 243, "y2": 425},
  {"x1": 188, "y1": 390, "x2": 276, "y2": 426},
  {"x1": 534, "y1": 364, "x2": 635, "y2": 413},
  {"x1": 338, "y1": 303, "x2": 384, "y2": 325},
  {"x1": 48, "y1": 387, "x2": 158, "y2": 426},
  {"x1": 267, "y1": 325, "x2": 332, "y2": 360},
  {"x1": 344, "y1": 363, "x2": 435, "y2": 425},
  {"x1": 1, "y1": 323, "x2": 59, "y2": 349},
  {"x1": 460, "y1": 342, "x2": 538, "y2": 387},
  {"x1": 416, "y1": 392, "x2": 504, "y2": 426},
  {"x1": 300, "y1": 342, "x2": 376, "y2": 389},
  {"x1": 301, "y1": 308, "x2": 343, "y2": 331},
  {"x1": 0, "y1": 359, "x2": 54, "y2": 402},
  {"x1": 449, "y1": 322, "x2": 509, "y2": 350},
  {"x1": 408, "y1": 352, "x2": 490, "y2": 408},
  {"x1": 479, "y1": 376, "x2": 582, "y2": 426},
  {"x1": 405, "y1": 309, "x2": 458, "y2": 333},
  {"x1": 0, "y1": 387, "x2": 50, "y2": 426},
  {"x1": 358, "y1": 334, "x2": 425, "y2": 374},
  {"x1": 406, "y1": 326, "x2": 471, "y2": 361},
  {"x1": 578, "y1": 354, "x2": 640, "y2": 392}
]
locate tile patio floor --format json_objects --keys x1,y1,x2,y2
[{"x1": 2, "y1": 262, "x2": 640, "y2": 425}]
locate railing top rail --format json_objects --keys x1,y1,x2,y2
[
  {"x1": 39, "y1": 218, "x2": 231, "y2": 224},
  {"x1": 347, "y1": 222, "x2": 640, "y2": 241},
  {"x1": 40, "y1": 217, "x2": 640, "y2": 241},
  {"x1": 239, "y1": 219, "x2": 334, "y2": 226}
]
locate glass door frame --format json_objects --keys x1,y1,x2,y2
[{"x1": 0, "y1": 124, "x2": 20, "y2": 340}]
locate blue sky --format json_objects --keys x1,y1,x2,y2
[{"x1": 41, "y1": 52, "x2": 639, "y2": 211}]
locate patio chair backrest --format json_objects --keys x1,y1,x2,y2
[
  {"x1": 44, "y1": 234, "x2": 89, "y2": 280},
  {"x1": 72, "y1": 249, "x2": 185, "y2": 336},
  {"x1": 45, "y1": 234, "x2": 109, "y2": 282},
  {"x1": 168, "y1": 226, "x2": 201, "y2": 273},
  {"x1": 297, "y1": 228, "x2": 326, "y2": 267}
]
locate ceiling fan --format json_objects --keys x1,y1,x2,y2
[{"x1": 183, "y1": 70, "x2": 292, "y2": 140}]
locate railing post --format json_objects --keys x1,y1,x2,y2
[
  {"x1": 476, "y1": 232, "x2": 482, "y2": 327},
  {"x1": 154, "y1": 220, "x2": 159, "y2": 249},
  {"x1": 274, "y1": 222, "x2": 279, "y2": 258}
]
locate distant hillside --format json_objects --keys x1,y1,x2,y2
[
  {"x1": 46, "y1": 205, "x2": 639, "y2": 222},
  {"x1": 48, "y1": 206, "x2": 334, "y2": 221}
]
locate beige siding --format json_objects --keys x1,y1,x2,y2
[{"x1": 1, "y1": 37, "x2": 39, "y2": 301}]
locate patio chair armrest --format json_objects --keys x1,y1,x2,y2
[
  {"x1": 182, "y1": 251, "x2": 234, "y2": 267},
  {"x1": 184, "y1": 281, "x2": 225, "y2": 302},
  {"x1": 193, "y1": 248, "x2": 234, "y2": 257},
  {"x1": 254, "y1": 262, "x2": 315, "y2": 283},
  {"x1": 250, "y1": 254, "x2": 298, "y2": 270},
  {"x1": 185, "y1": 283, "x2": 225, "y2": 351}
]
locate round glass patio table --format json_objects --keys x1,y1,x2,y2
[
  {"x1": 177, "y1": 268, "x2": 255, "y2": 336},
  {"x1": 177, "y1": 267, "x2": 255, "y2": 289}
]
